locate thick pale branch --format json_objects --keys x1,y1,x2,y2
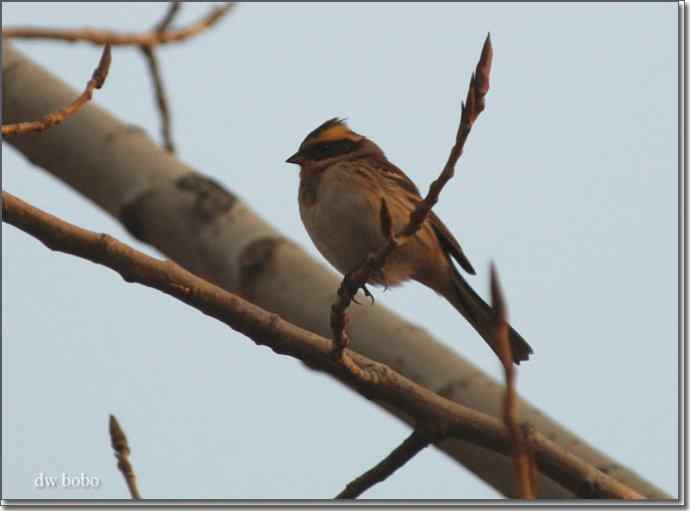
[
  {"x1": 1, "y1": 43, "x2": 111, "y2": 136},
  {"x1": 1, "y1": 191, "x2": 644, "y2": 500},
  {"x1": 2, "y1": 4, "x2": 234, "y2": 46}
]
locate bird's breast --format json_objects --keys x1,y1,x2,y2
[{"x1": 299, "y1": 164, "x2": 385, "y2": 276}]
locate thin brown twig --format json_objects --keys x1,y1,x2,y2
[
  {"x1": 155, "y1": 1, "x2": 182, "y2": 33},
  {"x1": 490, "y1": 263, "x2": 536, "y2": 499},
  {"x1": 1, "y1": 43, "x2": 111, "y2": 136},
  {"x1": 3, "y1": 2, "x2": 231, "y2": 150},
  {"x1": 329, "y1": 34, "x2": 493, "y2": 361},
  {"x1": 108, "y1": 414, "x2": 142, "y2": 499},
  {"x1": 140, "y1": 2, "x2": 183, "y2": 153},
  {"x1": 2, "y1": 3, "x2": 234, "y2": 46},
  {"x1": 140, "y1": 46, "x2": 174, "y2": 152},
  {"x1": 1, "y1": 191, "x2": 645, "y2": 500},
  {"x1": 335, "y1": 429, "x2": 437, "y2": 499},
  {"x1": 523, "y1": 423, "x2": 539, "y2": 494}
]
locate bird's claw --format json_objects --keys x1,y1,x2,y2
[{"x1": 363, "y1": 284, "x2": 375, "y2": 305}]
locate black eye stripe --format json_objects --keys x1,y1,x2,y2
[{"x1": 304, "y1": 139, "x2": 358, "y2": 161}]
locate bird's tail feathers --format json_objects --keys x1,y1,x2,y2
[{"x1": 446, "y1": 268, "x2": 533, "y2": 364}]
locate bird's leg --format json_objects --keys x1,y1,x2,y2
[
  {"x1": 347, "y1": 265, "x2": 376, "y2": 306},
  {"x1": 341, "y1": 266, "x2": 362, "y2": 305}
]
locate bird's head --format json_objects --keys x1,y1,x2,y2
[{"x1": 286, "y1": 118, "x2": 383, "y2": 168}]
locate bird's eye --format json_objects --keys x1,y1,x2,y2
[
  {"x1": 309, "y1": 141, "x2": 348, "y2": 161},
  {"x1": 313, "y1": 143, "x2": 334, "y2": 158}
]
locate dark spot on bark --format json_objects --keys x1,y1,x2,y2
[
  {"x1": 175, "y1": 173, "x2": 236, "y2": 221},
  {"x1": 119, "y1": 188, "x2": 157, "y2": 241},
  {"x1": 104, "y1": 124, "x2": 146, "y2": 145},
  {"x1": 238, "y1": 237, "x2": 283, "y2": 294},
  {"x1": 120, "y1": 174, "x2": 236, "y2": 241}
]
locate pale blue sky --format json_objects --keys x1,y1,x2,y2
[{"x1": 2, "y1": 2, "x2": 679, "y2": 500}]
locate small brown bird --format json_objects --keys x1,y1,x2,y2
[{"x1": 286, "y1": 118, "x2": 532, "y2": 364}]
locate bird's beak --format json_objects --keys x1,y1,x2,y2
[{"x1": 286, "y1": 151, "x2": 305, "y2": 165}]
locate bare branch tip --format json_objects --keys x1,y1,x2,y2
[
  {"x1": 211, "y1": 2, "x2": 236, "y2": 22},
  {"x1": 489, "y1": 262, "x2": 507, "y2": 324},
  {"x1": 109, "y1": 413, "x2": 119, "y2": 433},
  {"x1": 155, "y1": 1, "x2": 183, "y2": 33},
  {"x1": 93, "y1": 43, "x2": 112, "y2": 88},
  {"x1": 108, "y1": 414, "x2": 129, "y2": 452},
  {"x1": 477, "y1": 36, "x2": 493, "y2": 92},
  {"x1": 481, "y1": 34, "x2": 493, "y2": 59},
  {"x1": 483, "y1": 33, "x2": 492, "y2": 53}
]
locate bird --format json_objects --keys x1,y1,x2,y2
[{"x1": 286, "y1": 118, "x2": 532, "y2": 364}]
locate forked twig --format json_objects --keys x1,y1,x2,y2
[
  {"x1": 140, "y1": 1, "x2": 183, "y2": 153},
  {"x1": 336, "y1": 429, "x2": 437, "y2": 499},
  {"x1": 3, "y1": 3, "x2": 232, "y2": 151},
  {"x1": 2, "y1": 4, "x2": 234, "y2": 46},
  {"x1": 490, "y1": 263, "x2": 537, "y2": 499},
  {"x1": 330, "y1": 34, "x2": 493, "y2": 365},
  {"x1": 109, "y1": 414, "x2": 142, "y2": 499},
  {"x1": 154, "y1": 1, "x2": 182, "y2": 33},
  {"x1": 1, "y1": 191, "x2": 645, "y2": 500},
  {"x1": 1, "y1": 43, "x2": 111, "y2": 136},
  {"x1": 336, "y1": 264, "x2": 536, "y2": 501},
  {"x1": 3, "y1": 2, "x2": 230, "y2": 151}
]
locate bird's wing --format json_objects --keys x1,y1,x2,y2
[
  {"x1": 428, "y1": 211, "x2": 476, "y2": 275},
  {"x1": 372, "y1": 158, "x2": 422, "y2": 196},
  {"x1": 373, "y1": 158, "x2": 476, "y2": 276}
]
